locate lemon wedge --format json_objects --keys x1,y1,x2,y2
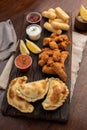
[
  {"x1": 19, "y1": 40, "x2": 30, "y2": 55},
  {"x1": 80, "y1": 5, "x2": 87, "y2": 21},
  {"x1": 25, "y1": 39, "x2": 42, "y2": 54}
]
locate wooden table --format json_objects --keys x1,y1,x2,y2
[{"x1": 0, "y1": 0, "x2": 87, "y2": 130}]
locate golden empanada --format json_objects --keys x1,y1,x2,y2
[
  {"x1": 7, "y1": 76, "x2": 34, "y2": 113},
  {"x1": 16, "y1": 78, "x2": 49, "y2": 102},
  {"x1": 42, "y1": 78, "x2": 69, "y2": 110}
]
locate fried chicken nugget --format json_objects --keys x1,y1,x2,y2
[
  {"x1": 50, "y1": 32, "x2": 59, "y2": 38},
  {"x1": 58, "y1": 40, "x2": 71, "y2": 50},
  {"x1": 38, "y1": 53, "x2": 49, "y2": 65},
  {"x1": 54, "y1": 34, "x2": 69, "y2": 42},
  {"x1": 38, "y1": 60, "x2": 46, "y2": 66},
  {"x1": 43, "y1": 48, "x2": 53, "y2": 56},
  {"x1": 51, "y1": 62, "x2": 67, "y2": 82},
  {"x1": 42, "y1": 65, "x2": 56, "y2": 75},
  {"x1": 42, "y1": 48, "x2": 50, "y2": 52},
  {"x1": 39, "y1": 48, "x2": 50, "y2": 58},
  {"x1": 53, "y1": 49, "x2": 61, "y2": 62},
  {"x1": 49, "y1": 41, "x2": 58, "y2": 49},
  {"x1": 60, "y1": 51, "x2": 69, "y2": 64},
  {"x1": 43, "y1": 37, "x2": 52, "y2": 46},
  {"x1": 38, "y1": 52, "x2": 46, "y2": 59},
  {"x1": 40, "y1": 54, "x2": 49, "y2": 61},
  {"x1": 47, "y1": 57, "x2": 54, "y2": 66}
]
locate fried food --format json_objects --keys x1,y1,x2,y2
[
  {"x1": 42, "y1": 77, "x2": 69, "y2": 110},
  {"x1": 39, "y1": 51, "x2": 49, "y2": 60},
  {"x1": 48, "y1": 8, "x2": 55, "y2": 13},
  {"x1": 42, "y1": 48, "x2": 53, "y2": 56},
  {"x1": 42, "y1": 65, "x2": 56, "y2": 75},
  {"x1": 42, "y1": 7, "x2": 70, "y2": 33},
  {"x1": 16, "y1": 78, "x2": 49, "y2": 102},
  {"x1": 51, "y1": 21, "x2": 70, "y2": 31},
  {"x1": 7, "y1": 76, "x2": 69, "y2": 112},
  {"x1": 47, "y1": 57, "x2": 54, "y2": 66},
  {"x1": 44, "y1": 22, "x2": 62, "y2": 35},
  {"x1": 42, "y1": 10, "x2": 56, "y2": 19},
  {"x1": 7, "y1": 76, "x2": 34, "y2": 113},
  {"x1": 51, "y1": 62, "x2": 67, "y2": 82},
  {"x1": 38, "y1": 33, "x2": 71, "y2": 82},
  {"x1": 38, "y1": 59, "x2": 46, "y2": 66},
  {"x1": 49, "y1": 18, "x2": 68, "y2": 24},
  {"x1": 49, "y1": 41, "x2": 58, "y2": 49},
  {"x1": 38, "y1": 53, "x2": 49, "y2": 66},
  {"x1": 43, "y1": 37, "x2": 58, "y2": 49},
  {"x1": 50, "y1": 32, "x2": 59, "y2": 38},
  {"x1": 60, "y1": 51, "x2": 69, "y2": 64},
  {"x1": 54, "y1": 34, "x2": 69, "y2": 42},
  {"x1": 55, "y1": 7, "x2": 70, "y2": 21},
  {"x1": 43, "y1": 37, "x2": 52, "y2": 46},
  {"x1": 58, "y1": 40, "x2": 71, "y2": 50},
  {"x1": 52, "y1": 49, "x2": 61, "y2": 61}
]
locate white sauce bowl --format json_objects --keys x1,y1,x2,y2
[{"x1": 26, "y1": 24, "x2": 42, "y2": 41}]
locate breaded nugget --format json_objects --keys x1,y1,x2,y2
[
  {"x1": 51, "y1": 62, "x2": 67, "y2": 82},
  {"x1": 53, "y1": 49, "x2": 61, "y2": 62},
  {"x1": 39, "y1": 52, "x2": 49, "y2": 61},
  {"x1": 41, "y1": 48, "x2": 53, "y2": 56},
  {"x1": 49, "y1": 41, "x2": 58, "y2": 49},
  {"x1": 50, "y1": 32, "x2": 59, "y2": 39},
  {"x1": 60, "y1": 51, "x2": 69, "y2": 64},
  {"x1": 45, "y1": 49, "x2": 53, "y2": 56},
  {"x1": 54, "y1": 34, "x2": 69, "y2": 42},
  {"x1": 43, "y1": 37, "x2": 52, "y2": 46},
  {"x1": 47, "y1": 57, "x2": 54, "y2": 66},
  {"x1": 38, "y1": 60, "x2": 46, "y2": 66},
  {"x1": 58, "y1": 40, "x2": 71, "y2": 50},
  {"x1": 42, "y1": 65, "x2": 56, "y2": 75},
  {"x1": 38, "y1": 52, "x2": 45, "y2": 59},
  {"x1": 42, "y1": 48, "x2": 50, "y2": 52}
]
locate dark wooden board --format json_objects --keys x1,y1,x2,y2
[{"x1": 1, "y1": 14, "x2": 72, "y2": 123}]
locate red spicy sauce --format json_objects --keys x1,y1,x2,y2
[
  {"x1": 15, "y1": 55, "x2": 32, "y2": 70},
  {"x1": 28, "y1": 13, "x2": 40, "y2": 23}
]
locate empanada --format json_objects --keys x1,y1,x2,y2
[
  {"x1": 16, "y1": 78, "x2": 49, "y2": 102},
  {"x1": 42, "y1": 78, "x2": 69, "y2": 110},
  {"x1": 7, "y1": 76, "x2": 34, "y2": 113}
]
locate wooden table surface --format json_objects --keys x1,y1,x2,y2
[{"x1": 0, "y1": 0, "x2": 87, "y2": 130}]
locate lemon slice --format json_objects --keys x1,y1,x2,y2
[
  {"x1": 80, "y1": 5, "x2": 87, "y2": 21},
  {"x1": 19, "y1": 40, "x2": 30, "y2": 55},
  {"x1": 25, "y1": 39, "x2": 42, "y2": 54}
]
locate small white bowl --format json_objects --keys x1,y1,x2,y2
[{"x1": 26, "y1": 24, "x2": 42, "y2": 41}]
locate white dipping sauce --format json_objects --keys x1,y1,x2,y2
[{"x1": 26, "y1": 24, "x2": 42, "y2": 41}]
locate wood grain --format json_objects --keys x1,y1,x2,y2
[
  {"x1": 0, "y1": 0, "x2": 87, "y2": 130},
  {"x1": 1, "y1": 15, "x2": 72, "y2": 123}
]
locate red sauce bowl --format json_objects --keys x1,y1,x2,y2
[
  {"x1": 26, "y1": 12, "x2": 42, "y2": 24},
  {"x1": 15, "y1": 54, "x2": 32, "y2": 72}
]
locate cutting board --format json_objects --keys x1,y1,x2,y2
[{"x1": 1, "y1": 13, "x2": 72, "y2": 123}]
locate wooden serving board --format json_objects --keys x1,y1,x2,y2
[{"x1": 1, "y1": 14, "x2": 72, "y2": 123}]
